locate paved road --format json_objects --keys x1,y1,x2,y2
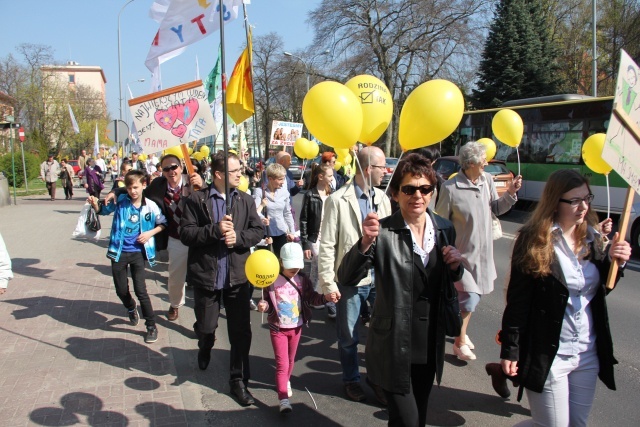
[{"x1": 0, "y1": 188, "x2": 637, "y2": 426}]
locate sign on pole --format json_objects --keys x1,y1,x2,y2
[
  {"x1": 269, "y1": 120, "x2": 304, "y2": 147},
  {"x1": 128, "y1": 80, "x2": 217, "y2": 154},
  {"x1": 18, "y1": 127, "x2": 25, "y2": 142}
]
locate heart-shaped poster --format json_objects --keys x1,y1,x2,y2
[
  {"x1": 171, "y1": 124, "x2": 187, "y2": 138},
  {"x1": 155, "y1": 108, "x2": 178, "y2": 130},
  {"x1": 174, "y1": 98, "x2": 199, "y2": 125}
]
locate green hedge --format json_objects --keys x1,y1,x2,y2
[{"x1": 0, "y1": 152, "x2": 42, "y2": 187}]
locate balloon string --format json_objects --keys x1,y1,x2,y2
[
  {"x1": 384, "y1": 150, "x2": 405, "y2": 195},
  {"x1": 301, "y1": 159, "x2": 308, "y2": 185},
  {"x1": 516, "y1": 146, "x2": 521, "y2": 177},
  {"x1": 606, "y1": 173, "x2": 610, "y2": 219},
  {"x1": 354, "y1": 154, "x2": 373, "y2": 214}
]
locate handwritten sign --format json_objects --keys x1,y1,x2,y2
[
  {"x1": 269, "y1": 120, "x2": 303, "y2": 147},
  {"x1": 603, "y1": 50, "x2": 640, "y2": 195},
  {"x1": 128, "y1": 80, "x2": 217, "y2": 154}
]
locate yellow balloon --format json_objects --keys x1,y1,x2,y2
[
  {"x1": 399, "y1": 79, "x2": 465, "y2": 150},
  {"x1": 340, "y1": 153, "x2": 352, "y2": 166},
  {"x1": 138, "y1": 153, "x2": 147, "y2": 162},
  {"x1": 188, "y1": 148, "x2": 194, "y2": 155},
  {"x1": 477, "y1": 138, "x2": 497, "y2": 161},
  {"x1": 307, "y1": 141, "x2": 319, "y2": 158},
  {"x1": 582, "y1": 133, "x2": 612, "y2": 175},
  {"x1": 238, "y1": 175, "x2": 249, "y2": 192},
  {"x1": 164, "y1": 145, "x2": 184, "y2": 159},
  {"x1": 492, "y1": 109, "x2": 523, "y2": 148},
  {"x1": 245, "y1": 250, "x2": 280, "y2": 288},
  {"x1": 199, "y1": 145, "x2": 210, "y2": 157},
  {"x1": 335, "y1": 148, "x2": 349, "y2": 158},
  {"x1": 302, "y1": 81, "x2": 363, "y2": 150},
  {"x1": 294, "y1": 138, "x2": 312, "y2": 159},
  {"x1": 334, "y1": 160, "x2": 343, "y2": 171},
  {"x1": 345, "y1": 74, "x2": 393, "y2": 145},
  {"x1": 449, "y1": 172, "x2": 458, "y2": 180},
  {"x1": 193, "y1": 152, "x2": 204, "y2": 161}
]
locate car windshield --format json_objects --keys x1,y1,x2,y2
[
  {"x1": 434, "y1": 160, "x2": 459, "y2": 176},
  {"x1": 385, "y1": 158, "x2": 398, "y2": 166},
  {"x1": 484, "y1": 163, "x2": 509, "y2": 175}
]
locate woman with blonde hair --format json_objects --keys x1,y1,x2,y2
[{"x1": 500, "y1": 169, "x2": 630, "y2": 426}]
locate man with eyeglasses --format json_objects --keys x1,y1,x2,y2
[
  {"x1": 318, "y1": 146, "x2": 392, "y2": 405},
  {"x1": 105, "y1": 153, "x2": 203, "y2": 322},
  {"x1": 180, "y1": 152, "x2": 264, "y2": 407}
]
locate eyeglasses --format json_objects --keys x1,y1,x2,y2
[
  {"x1": 559, "y1": 194, "x2": 594, "y2": 207},
  {"x1": 400, "y1": 184, "x2": 435, "y2": 196},
  {"x1": 370, "y1": 165, "x2": 386, "y2": 170},
  {"x1": 162, "y1": 164, "x2": 180, "y2": 172}
]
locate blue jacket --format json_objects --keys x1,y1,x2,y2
[{"x1": 99, "y1": 194, "x2": 166, "y2": 267}]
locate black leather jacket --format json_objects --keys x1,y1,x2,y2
[
  {"x1": 299, "y1": 187, "x2": 324, "y2": 251},
  {"x1": 338, "y1": 209, "x2": 463, "y2": 394}
]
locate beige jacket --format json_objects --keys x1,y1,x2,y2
[{"x1": 318, "y1": 181, "x2": 391, "y2": 295}]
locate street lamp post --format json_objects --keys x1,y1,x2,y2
[{"x1": 118, "y1": 0, "x2": 136, "y2": 165}]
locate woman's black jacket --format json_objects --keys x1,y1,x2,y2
[{"x1": 299, "y1": 187, "x2": 324, "y2": 251}]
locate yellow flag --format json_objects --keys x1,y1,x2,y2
[{"x1": 226, "y1": 33, "x2": 254, "y2": 124}]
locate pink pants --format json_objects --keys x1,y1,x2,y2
[{"x1": 270, "y1": 326, "x2": 302, "y2": 399}]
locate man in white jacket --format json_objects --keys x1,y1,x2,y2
[
  {"x1": 318, "y1": 146, "x2": 391, "y2": 404},
  {"x1": 0, "y1": 233, "x2": 13, "y2": 295}
]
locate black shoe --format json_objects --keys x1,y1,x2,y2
[
  {"x1": 128, "y1": 305, "x2": 139, "y2": 326},
  {"x1": 230, "y1": 381, "x2": 255, "y2": 406},
  {"x1": 145, "y1": 326, "x2": 158, "y2": 343},
  {"x1": 485, "y1": 363, "x2": 511, "y2": 398},
  {"x1": 198, "y1": 348, "x2": 211, "y2": 370},
  {"x1": 344, "y1": 382, "x2": 366, "y2": 402},
  {"x1": 365, "y1": 376, "x2": 387, "y2": 406}
]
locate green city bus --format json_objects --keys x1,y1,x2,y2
[{"x1": 454, "y1": 94, "x2": 638, "y2": 214}]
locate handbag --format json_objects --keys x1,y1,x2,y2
[
  {"x1": 85, "y1": 206, "x2": 101, "y2": 232},
  {"x1": 491, "y1": 211, "x2": 503, "y2": 240}
]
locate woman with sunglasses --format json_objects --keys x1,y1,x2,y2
[
  {"x1": 435, "y1": 141, "x2": 522, "y2": 361},
  {"x1": 337, "y1": 153, "x2": 464, "y2": 426},
  {"x1": 499, "y1": 169, "x2": 630, "y2": 426}
]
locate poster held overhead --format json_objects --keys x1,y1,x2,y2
[{"x1": 128, "y1": 80, "x2": 217, "y2": 154}]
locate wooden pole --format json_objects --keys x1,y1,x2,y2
[{"x1": 179, "y1": 143, "x2": 200, "y2": 191}]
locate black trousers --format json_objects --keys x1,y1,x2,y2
[
  {"x1": 111, "y1": 251, "x2": 155, "y2": 327},
  {"x1": 383, "y1": 363, "x2": 437, "y2": 427},
  {"x1": 271, "y1": 234, "x2": 288, "y2": 258},
  {"x1": 193, "y1": 282, "x2": 252, "y2": 383},
  {"x1": 63, "y1": 181, "x2": 73, "y2": 199}
]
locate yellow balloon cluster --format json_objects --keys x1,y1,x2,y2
[
  {"x1": 398, "y1": 80, "x2": 465, "y2": 151},
  {"x1": 477, "y1": 138, "x2": 497, "y2": 161},
  {"x1": 492, "y1": 109, "x2": 523, "y2": 148},
  {"x1": 238, "y1": 175, "x2": 249, "y2": 192},
  {"x1": 164, "y1": 146, "x2": 184, "y2": 159},
  {"x1": 200, "y1": 145, "x2": 210, "y2": 158},
  {"x1": 193, "y1": 152, "x2": 205, "y2": 161},
  {"x1": 245, "y1": 250, "x2": 280, "y2": 288},
  {"x1": 302, "y1": 81, "x2": 363, "y2": 150},
  {"x1": 345, "y1": 75, "x2": 393, "y2": 145},
  {"x1": 294, "y1": 138, "x2": 319, "y2": 159},
  {"x1": 582, "y1": 133, "x2": 612, "y2": 175}
]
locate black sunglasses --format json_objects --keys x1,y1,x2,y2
[
  {"x1": 400, "y1": 184, "x2": 435, "y2": 196},
  {"x1": 162, "y1": 164, "x2": 180, "y2": 172}
]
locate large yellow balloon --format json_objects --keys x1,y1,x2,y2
[
  {"x1": 307, "y1": 141, "x2": 319, "y2": 158},
  {"x1": 492, "y1": 109, "x2": 523, "y2": 148},
  {"x1": 238, "y1": 175, "x2": 249, "y2": 192},
  {"x1": 199, "y1": 145, "x2": 210, "y2": 157},
  {"x1": 245, "y1": 250, "x2": 280, "y2": 288},
  {"x1": 335, "y1": 148, "x2": 349, "y2": 158},
  {"x1": 302, "y1": 81, "x2": 363, "y2": 150},
  {"x1": 399, "y1": 79, "x2": 464, "y2": 150},
  {"x1": 582, "y1": 133, "x2": 612, "y2": 175},
  {"x1": 294, "y1": 138, "x2": 312, "y2": 159},
  {"x1": 477, "y1": 138, "x2": 497, "y2": 161},
  {"x1": 345, "y1": 75, "x2": 393, "y2": 145},
  {"x1": 164, "y1": 145, "x2": 184, "y2": 159}
]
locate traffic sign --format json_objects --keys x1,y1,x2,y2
[{"x1": 18, "y1": 127, "x2": 25, "y2": 142}]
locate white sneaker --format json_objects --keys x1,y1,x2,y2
[
  {"x1": 279, "y1": 398, "x2": 292, "y2": 413},
  {"x1": 465, "y1": 335, "x2": 475, "y2": 350},
  {"x1": 287, "y1": 381, "x2": 292, "y2": 397},
  {"x1": 454, "y1": 344, "x2": 476, "y2": 361}
]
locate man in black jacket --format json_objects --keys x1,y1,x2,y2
[{"x1": 180, "y1": 152, "x2": 263, "y2": 406}]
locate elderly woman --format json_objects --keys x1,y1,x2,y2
[
  {"x1": 435, "y1": 141, "x2": 522, "y2": 361},
  {"x1": 59, "y1": 159, "x2": 75, "y2": 200},
  {"x1": 254, "y1": 163, "x2": 296, "y2": 257},
  {"x1": 338, "y1": 153, "x2": 463, "y2": 426},
  {"x1": 500, "y1": 169, "x2": 630, "y2": 426},
  {"x1": 83, "y1": 158, "x2": 104, "y2": 198}
]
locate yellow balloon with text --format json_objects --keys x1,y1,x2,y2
[
  {"x1": 294, "y1": 138, "x2": 312, "y2": 159},
  {"x1": 238, "y1": 175, "x2": 249, "y2": 192},
  {"x1": 303, "y1": 81, "x2": 363, "y2": 150},
  {"x1": 245, "y1": 250, "x2": 280, "y2": 288},
  {"x1": 492, "y1": 109, "x2": 523, "y2": 148},
  {"x1": 399, "y1": 79, "x2": 464, "y2": 150},
  {"x1": 477, "y1": 138, "x2": 497, "y2": 161},
  {"x1": 345, "y1": 75, "x2": 393, "y2": 145},
  {"x1": 582, "y1": 133, "x2": 612, "y2": 175},
  {"x1": 199, "y1": 145, "x2": 210, "y2": 158}
]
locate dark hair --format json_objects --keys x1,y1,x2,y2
[
  {"x1": 124, "y1": 170, "x2": 146, "y2": 186},
  {"x1": 309, "y1": 163, "x2": 333, "y2": 192},
  {"x1": 408, "y1": 147, "x2": 441, "y2": 163},
  {"x1": 211, "y1": 152, "x2": 239, "y2": 174},
  {"x1": 388, "y1": 153, "x2": 437, "y2": 197},
  {"x1": 160, "y1": 154, "x2": 181, "y2": 167}
]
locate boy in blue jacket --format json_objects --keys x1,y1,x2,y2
[{"x1": 89, "y1": 170, "x2": 166, "y2": 343}]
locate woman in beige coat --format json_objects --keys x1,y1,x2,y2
[{"x1": 435, "y1": 141, "x2": 522, "y2": 360}]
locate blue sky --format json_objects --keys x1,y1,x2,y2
[{"x1": 1, "y1": 0, "x2": 321, "y2": 119}]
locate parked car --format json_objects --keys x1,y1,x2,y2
[
  {"x1": 626, "y1": 202, "x2": 640, "y2": 252},
  {"x1": 67, "y1": 159, "x2": 81, "y2": 175},
  {"x1": 432, "y1": 156, "x2": 514, "y2": 198},
  {"x1": 379, "y1": 157, "x2": 398, "y2": 188}
]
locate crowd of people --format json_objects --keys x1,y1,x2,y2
[{"x1": 26, "y1": 141, "x2": 633, "y2": 425}]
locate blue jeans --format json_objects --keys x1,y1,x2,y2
[{"x1": 336, "y1": 283, "x2": 376, "y2": 383}]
